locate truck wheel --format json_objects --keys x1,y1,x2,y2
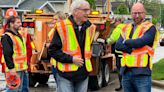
[
  {"x1": 102, "y1": 62, "x2": 110, "y2": 87},
  {"x1": 29, "y1": 73, "x2": 37, "y2": 87},
  {"x1": 89, "y1": 63, "x2": 103, "y2": 90}
]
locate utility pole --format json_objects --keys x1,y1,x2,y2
[
  {"x1": 68, "y1": 0, "x2": 72, "y2": 12},
  {"x1": 107, "y1": 0, "x2": 110, "y2": 18},
  {"x1": 160, "y1": 0, "x2": 162, "y2": 27}
]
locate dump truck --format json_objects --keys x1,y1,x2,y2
[{"x1": 22, "y1": 11, "x2": 115, "y2": 90}]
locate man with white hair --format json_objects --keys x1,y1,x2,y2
[{"x1": 48, "y1": 0, "x2": 96, "y2": 92}]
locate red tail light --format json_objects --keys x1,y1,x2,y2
[
  {"x1": 95, "y1": 24, "x2": 105, "y2": 31},
  {"x1": 22, "y1": 22, "x2": 27, "y2": 27},
  {"x1": 100, "y1": 25, "x2": 105, "y2": 30},
  {"x1": 29, "y1": 22, "x2": 35, "y2": 27}
]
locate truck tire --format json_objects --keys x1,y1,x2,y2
[
  {"x1": 102, "y1": 61, "x2": 110, "y2": 87},
  {"x1": 89, "y1": 63, "x2": 103, "y2": 90}
]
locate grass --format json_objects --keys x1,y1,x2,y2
[{"x1": 152, "y1": 58, "x2": 164, "y2": 80}]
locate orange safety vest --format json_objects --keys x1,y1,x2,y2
[
  {"x1": 2, "y1": 31, "x2": 28, "y2": 72},
  {"x1": 52, "y1": 19, "x2": 96, "y2": 72},
  {"x1": 120, "y1": 21, "x2": 159, "y2": 69}
]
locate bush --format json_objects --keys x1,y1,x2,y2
[{"x1": 152, "y1": 58, "x2": 164, "y2": 80}]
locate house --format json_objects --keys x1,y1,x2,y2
[
  {"x1": 95, "y1": 0, "x2": 107, "y2": 13},
  {"x1": 0, "y1": 0, "x2": 68, "y2": 13},
  {"x1": 0, "y1": 0, "x2": 68, "y2": 26}
]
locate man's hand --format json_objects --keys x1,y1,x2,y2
[
  {"x1": 9, "y1": 69, "x2": 17, "y2": 75},
  {"x1": 97, "y1": 38, "x2": 105, "y2": 43},
  {"x1": 73, "y1": 57, "x2": 84, "y2": 67}
]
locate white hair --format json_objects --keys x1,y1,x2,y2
[{"x1": 70, "y1": 0, "x2": 90, "y2": 14}]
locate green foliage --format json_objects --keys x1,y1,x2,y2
[
  {"x1": 152, "y1": 58, "x2": 164, "y2": 80},
  {"x1": 152, "y1": 17, "x2": 160, "y2": 25},
  {"x1": 86, "y1": 0, "x2": 96, "y2": 10},
  {"x1": 161, "y1": 5, "x2": 164, "y2": 27},
  {"x1": 115, "y1": 4, "x2": 129, "y2": 14}
]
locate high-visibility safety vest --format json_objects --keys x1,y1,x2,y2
[
  {"x1": 48, "y1": 28, "x2": 55, "y2": 41},
  {"x1": 120, "y1": 21, "x2": 159, "y2": 69},
  {"x1": 2, "y1": 31, "x2": 28, "y2": 72},
  {"x1": 107, "y1": 24, "x2": 125, "y2": 44},
  {"x1": 52, "y1": 19, "x2": 96, "y2": 72},
  {"x1": 107, "y1": 24, "x2": 125, "y2": 58}
]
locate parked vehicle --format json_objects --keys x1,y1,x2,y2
[{"x1": 160, "y1": 38, "x2": 164, "y2": 46}]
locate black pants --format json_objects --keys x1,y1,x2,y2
[{"x1": 115, "y1": 53, "x2": 122, "y2": 87}]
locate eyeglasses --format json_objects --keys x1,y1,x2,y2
[
  {"x1": 76, "y1": 8, "x2": 90, "y2": 13},
  {"x1": 132, "y1": 12, "x2": 144, "y2": 15}
]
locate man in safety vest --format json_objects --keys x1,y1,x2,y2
[
  {"x1": 115, "y1": 2, "x2": 159, "y2": 92},
  {"x1": 48, "y1": 0, "x2": 95, "y2": 92},
  {"x1": 0, "y1": 8, "x2": 18, "y2": 73},
  {"x1": 1, "y1": 16, "x2": 29, "y2": 91}
]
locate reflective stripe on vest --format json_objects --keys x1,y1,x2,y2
[
  {"x1": 3, "y1": 32, "x2": 28, "y2": 72},
  {"x1": 115, "y1": 50, "x2": 123, "y2": 57},
  {"x1": 48, "y1": 28, "x2": 55, "y2": 41},
  {"x1": 52, "y1": 19, "x2": 95, "y2": 72},
  {"x1": 121, "y1": 21, "x2": 159, "y2": 69}
]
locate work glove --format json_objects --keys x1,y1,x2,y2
[{"x1": 97, "y1": 38, "x2": 106, "y2": 44}]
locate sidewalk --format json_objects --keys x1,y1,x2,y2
[{"x1": 152, "y1": 80, "x2": 164, "y2": 88}]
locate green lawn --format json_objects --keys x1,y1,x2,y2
[{"x1": 152, "y1": 58, "x2": 164, "y2": 80}]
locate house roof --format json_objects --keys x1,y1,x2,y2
[
  {"x1": 0, "y1": 0, "x2": 21, "y2": 7},
  {"x1": 17, "y1": 0, "x2": 47, "y2": 11},
  {"x1": 0, "y1": 0, "x2": 67, "y2": 11},
  {"x1": 16, "y1": 0, "x2": 67, "y2": 12},
  {"x1": 96, "y1": 0, "x2": 107, "y2": 6}
]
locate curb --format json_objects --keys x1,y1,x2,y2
[{"x1": 152, "y1": 80, "x2": 164, "y2": 88}]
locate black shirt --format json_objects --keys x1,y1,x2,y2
[
  {"x1": 48, "y1": 15, "x2": 92, "y2": 82},
  {"x1": 1, "y1": 29, "x2": 23, "y2": 69}
]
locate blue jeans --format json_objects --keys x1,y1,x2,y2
[
  {"x1": 56, "y1": 74, "x2": 88, "y2": 92},
  {"x1": 6, "y1": 71, "x2": 29, "y2": 92},
  {"x1": 52, "y1": 65, "x2": 57, "y2": 79},
  {"x1": 122, "y1": 71, "x2": 151, "y2": 92}
]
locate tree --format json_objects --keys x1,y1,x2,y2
[
  {"x1": 86, "y1": 0, "x2": 96, "y2": 10},
  {"x1": 114, "y1": 4, "x2": 129, "y2": 14}
]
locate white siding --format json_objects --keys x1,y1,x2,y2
[{"x1": 51, "y1": 3, "x2": 68, "y2": 13}]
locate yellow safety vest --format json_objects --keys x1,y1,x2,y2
[
  {"x1": 107, "y1": 24, "x2": 125, "y2": 57},
  {"x1": 48, "y1": 28, "x2": 55, "y2": 41},
  {"x1": 120, "y1": 21, "x2": 159, "y2": 69},
  {"x1": 51, "y1": 19, "x2": 96, "y2": 72},
  {"x1": 2, "y1": 31, "x2": 28, "y2": 72},
  {"x1": 107, "y1": 24, "x2": 125, "y2": 44}
]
